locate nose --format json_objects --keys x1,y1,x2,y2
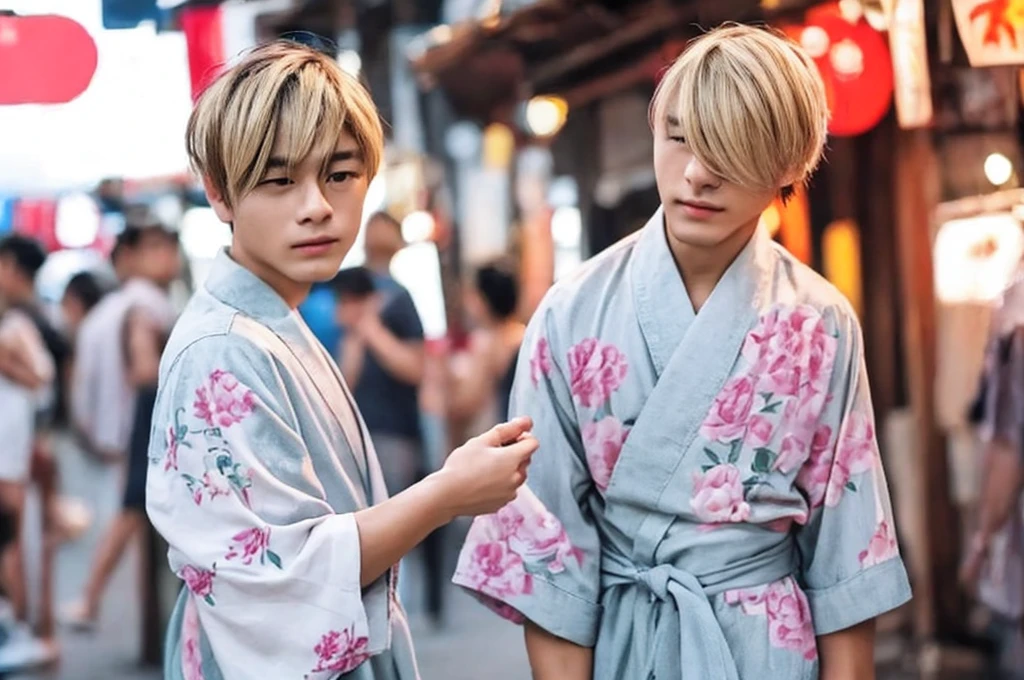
[
  {"x1": 298, "y1": 180, "x2": 333, "y2": 224},
  {"x1": 683, "y1": 156, "x2": 721, "y2": 192}
]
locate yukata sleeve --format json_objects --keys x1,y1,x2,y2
[
  {"x1": 985, "y1": 326, "x2": 1024, "y2": 454},
  {"x1": 146, "y1": 335, "x2": 378, "y2": 680},
  {"x1": 453, "y1": 307, "x2": 603, "y2": 647},
  {"x1": 794, "y1": 307, "x2": 912, "y2": 636}
]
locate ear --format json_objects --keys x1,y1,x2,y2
[{"x1": 202, "y1": 176, "x2": 235, "y2": 224}]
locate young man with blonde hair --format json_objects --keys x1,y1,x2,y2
[
  {"x1": 146, "y1": 41, "x2": 537, "y2": 678},
  {"x1": 455, "y1": 24, "x2": 911, "y2": 678}
]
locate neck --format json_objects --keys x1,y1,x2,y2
[
  {"x1": 228, "y1": 246, "x2": 308, "y2": 309},
  {"x1": 665, "y1": 217, "x2": 759, "y2": 312},
  {"x1": 366, "y1": 257, "x2": 391, "y2": 275},
  {"x1": 5, "y1": 284, "x2": 33, "y2": 307}
]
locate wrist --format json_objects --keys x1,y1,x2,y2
[{"x1": 419, "y1": 471, "x2": 457, "y2": 527}]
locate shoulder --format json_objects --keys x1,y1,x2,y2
[{"x1": 767, "y1": 242, "x2": 861, "y2": 338}]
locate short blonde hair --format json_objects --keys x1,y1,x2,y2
[
  {"x1": 651, "y1": 24, "x2": 828, "y2": 192},
  {"x1": 186, "y1": 40, "x2": 384, "y2": 208}
]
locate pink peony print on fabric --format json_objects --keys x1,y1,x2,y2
[
  {"x1": 740, "y1": 306, "x2": 838, "y2": 399},
  {"x1": 193, "y1": 369, "x2": 256, "y2": 429},
  {"x1": 225, "y1": 526, "x2": 282, "y2": 569},
  {"x1": 700, "y1": 376, "x2": 756, "y2": 443},
  {"x1": 179, "y1": 564, "x2": 216, "y2": 606},
  {"x1": 530, "y1": 337, "x2": 553, "y2": 387},
  {"x1": 461, "y1": 541, "x2": 534, "y2": 600},
  {"x1": 724, "y1": 578, "x2": 817, "y2": 661},
  {"x1": 582, "y1": 416, "x2": 630, "y2": 491},
  {"x1": 690, "y1": 464, "x2": 751, "y2": 525},
  {"x1": 824, "y1": 412, "x2": 877, "y2": 508},
  {"x1": 455, "y1": 489, "x2": 583, "y2": 619},
  {"x1": 859, "y1": 520, "x2": 899, "y2": 568},
  {"x1": 747, "y1": 415, "x2": 775, "y2": 446},
  {"x1": 567, "y1": 338, "x2": 628, "y2": 408},
  {"x1": 309, "y1": 626, "x2": 370, "y2": 675},
  {"x1": 181, "y1": 595, "x2": 205, "y2": 680},
  {"x1": 774, "y1": 434, "x2": 808, "y2": 475},
  {"x1": 795, "y1": 426, "x2": 834, "y2": 508},
  {"x1": 765, "y1": 581, "x2": 818, "y2": 660},
  {"x1": 165, "y1": 426, "x2": 182, "y2": 472}
]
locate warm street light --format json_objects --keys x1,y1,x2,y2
[{"x1": 525, "y1": 96, "x2": 568, "y2": 137}]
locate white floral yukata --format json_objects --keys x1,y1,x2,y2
[
  {"x1": 454, "y1": 209, "x2": 912, "y2": 679},
  {"x1": 147, "y1": 250, "x2": 419, "y2": 680}
]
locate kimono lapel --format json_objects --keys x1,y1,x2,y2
[
  {"x1": 606, "y1": 221, "x2": 776, "y2": 564},
  {"x1": 631, "y1": 208, "x2": 695, "y2": 376},
  {"x1": 203, "y1": 250, "x2": 373, "y2": 501}
]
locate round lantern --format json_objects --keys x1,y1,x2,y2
[
  {"x1": 793, "y1": 12, "x2": 894, "y2": 137},
  {"x1": 0, "y1": 14, "x2": 97, "y2": 105}
]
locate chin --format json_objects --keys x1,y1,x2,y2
[
  {"x1": 292, "y1": 257, "x2": 346, "y2": 283},
  {"x1": 665, "y1": 222, "x2": 733, "y2": 249}
]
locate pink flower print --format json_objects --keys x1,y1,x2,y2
[
  {"x1": 179, "y1": 564, "x2": 216, "y2": 606},
  {"x1": 824, "y1": 412, "x2": 877, "y2": 508},
  {"x1": 165, "y1": 427, "x2": 181, "y2": 472},
  {"x1": 796, "y1": 426, "x2": 833, "y2": 508},
  {"x1": 310, "y1": 626, "x2": 370, "y2": 674},
  {"x1": 225, "y1": 526, "x2": 282, "y2": 569},
  {"x1": 181, "y1": 595, "x2": 205, "y2": 680},
  {"x1": 700, "y1": 376, "x2": 756, "y2": 443},
  {"x1": 765, "y1": 581, "x2": 817, "y2": 660},
  {"x1": 530, "y1": 337, "x2": 553, "y2": 387},
  {"x1": 462, "y1": 540, "x2": 533, "y2": 600},
  {"x1": 498, "y1": 502, "x2": 583, "y2": 574},
  {"x1": 484, "y1": 599, "x2": 526, "y2": 625},
  {"x1": 567, "y1": 338, "x2": 628, "y2": 408},
  {"x1": 775, "y1": 434, "x2": 807, "y2": 474},
  {"x1": 783, "y1": 385, "x2": 829, "y2": 447},
  {"x1": 582, "y1": 416, "x2": 630, "y2": 491},
  {"x1": 723, "y1": 587, "x2": 767, "y2": 615},
  {"x1": 859, "y1": 520, "x2": 899, "y2": 568},
  {"x1": 741, "y1": 306, "x2": 837, "y2": 398},
  {"x1": 690, "y1": 464, "x2": 751, "y2": 525},
  {"x1": 747, "y1": 415, "x2": 775, "y2": 446},
  {"x1": 193, "y1": 369, "x2": 256, "y2": 429},
  {"x1": 202, "y1": 472, "x2": 231, "y2": 501}
]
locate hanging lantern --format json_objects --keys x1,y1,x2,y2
[
  {"x1": 0, "y1": 14, "x2": 97, "y2": 105},
  {"x1": 794, "y1": 10, "x2": 895, "y2": 137}
]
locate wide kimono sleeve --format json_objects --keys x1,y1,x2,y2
[
  {"x1": 146, "y1": 334, "x2": 378, "y2": 679},
  {"x1": 452, "y1": 305, "x2": 604, "y2": 647},
  {"x1": 794, "y1": 306, "x2": 913, "y2": 635}
]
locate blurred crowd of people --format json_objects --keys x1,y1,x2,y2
[{"x1": 0, "y1": 207, "x2": 530, "y2": 674}]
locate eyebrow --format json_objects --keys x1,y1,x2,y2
[
  {"x1": 265, "y1": 149, "x2": 363, "y2": 170},
  {"x1": 666, "y1": 115, "x2": 681, "y2": 127}
]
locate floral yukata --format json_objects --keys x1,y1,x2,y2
[
  {"x1": 454, "y1": 209, "x2": 912, "y2": 679},
  {"x1": 147, "y1": 250, "x2": 419, "y2": 680}
]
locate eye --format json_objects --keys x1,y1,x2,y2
[
  {"x1": 669, "y1": 136, "x2": 687, "y2": 145},
  {"x1": 327, "y1": 171, "x2": 357, "y2": 183},
  {"x1": 259, "y1": 177, "x2": 292, "y2": 187}
]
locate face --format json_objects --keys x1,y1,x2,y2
[
  {"x1": 363, "y1": 217, "x2": 404, "y2": 264},
  {"x1": 653, "y1": 115, "x2": 777, "y2": 252},
  {"x1": 334, "y1": 293, "x2": 374, "y2": 329},
  {"x1": 61, "y1": 294, "x2": 87, "y2": 334},
  {"x1": 134, "y1": 234, "x2": 182, "y2": 286},
  {"x1": 0, "y1": 258, "x2": 18, "y2": 299},
  {"x1": 207, "y1": 129, "x2": 369, "y2": 307}
]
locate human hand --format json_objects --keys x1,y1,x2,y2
[{"x1": 435, "y1": 417, "x2": 538, "y2": 519}]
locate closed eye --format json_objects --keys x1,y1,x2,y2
[
  {"x1": 328, "y1": 171, "x2": 357, "y2": 183},
  {"x1": 669, "y1": 136, "x2": 687, "y2": 145},
  {"x1": 259, "y1": 177, "x2": 292, "y2": 187}
]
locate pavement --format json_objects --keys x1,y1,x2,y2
[{"x1": 0, "y1": 434, "x2": 974, "y2": 680}]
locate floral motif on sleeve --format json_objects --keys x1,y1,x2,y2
[
  {"x1": 582, "y1": 416, "x2": 630, "y2": 491},
  {"x1": 193, "y1": 369, "x2": 256, "y2": 429},
  {"x1": 690, "y1": 463, "x2": 752, "y2": 526},
  {"x1": 723, "y1": 578, "x2": 817, "y2": 661},
  {"x1": 225, "y1": 526, "x2": 282, "y2": 569},
  {"x1": 456, "y1": 491, "x2": 583, "y2": 622},
  {"x1": 305, "y1": 626, "x2": 370, "y2": 677},
  {"x1": 179, "y1": 564, "x2": 217, "y2": 606},
  {"x1": 859, "y1": 520, "x2": 899, "y2": 568},
  {"x1": 567, "y1": 338, "x2": 628, "y2": 408},
  {"x1": 530, "y1": 337, "x2": 552, "y2": 387},
  {"x1": 795, "y1": 412, "x2": 877, "y2": 509}
]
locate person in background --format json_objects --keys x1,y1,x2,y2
[
  {"x1": 60, "y1": 272, "x2": 108, "y2": 421},
  {"x1": 62, "y1": 223, "x2": 180, "y2": 631},
  {"x1": 363, "y1": 211, "x2": 407, "y2": 296},
  {"x1": 0, "y1": 235, "x2": 59, "y2": 670},
  {"x1": 447, "y1": 258, "x2": 526, "y2": 428}
]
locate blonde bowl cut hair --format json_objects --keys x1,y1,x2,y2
[
  {"x1": 186, "y1": 40, "x2": 384, "y2": 208},
  {"x1": 651, "y1": 23, "x2": 829, "y2": 194}
]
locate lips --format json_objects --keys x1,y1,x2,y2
[
  {"x1": 676, "y1": 199, "x2": 724, "y2": 212},
  {"x1": 292, "y1": 237, "x2": 339, "y2": 249}
]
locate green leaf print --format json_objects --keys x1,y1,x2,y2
[
  {"x1": 204, "y1": 595, "x2": 215, "y2": 607},
  {"x1": 760, "y1": 401, "x2": 782, "y2": 414},
  {"x1": 845, "y1": 481, "x2": 857, "y2": 492},
  {"x1": 752, "y1": 448, "x2": 776, "y2": 474},
  {"x1": 704, "y1": 449, "x2": 722, "y2": 465},
  {"x1": 728, "y1": 440, "x2": 742, "y2": 464},
  {"x1": 267, "y1": 550, "x2": 283, "y2": 570},
  {"x1": 701, "y1": 465, "x2": 714, "y2": 473},
  {"x1": 760, "y1": 392, "x2": 774, "y2": 404},
  {"x1": 742, "y1": 476, "x2": 760, "y2": 487},
  {"x1": 215, "y1": 454, "x2": 233, "y2": 475}
]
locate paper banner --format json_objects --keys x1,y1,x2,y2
[
  {"x1": 952, "y1": 0, "x2": 1024, "y2": 66},
  {"x1": 888, "y1": 0, "x2": 933, "y2": 128}
]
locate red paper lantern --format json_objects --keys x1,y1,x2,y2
[
  {"x1": 180, "y1": 6, "x2": 226, "y2": 102},
  {"x1": 790, "y1": 12, "x2": 894, "y2": 137},
  {"x1": 0, "y1": 14, "x2": 98, "y2": 105}
]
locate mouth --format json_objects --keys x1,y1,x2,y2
[
  {"x1": 292, "y1": 237, "x2": 339, "y2": 249},
  {"x1": 676, "y1": 199, "x2": 724, "y2": 212}
]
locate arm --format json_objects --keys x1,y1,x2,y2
[
  {"x1": 340, "y1": 334, "x2": 367, "y2": 388},
  {"x1": 0, "y1": 314, "x2": 50, "y2": 390},
  {"x1": 524, "y1": 621, "x2": 593, "y2": 680},
  {"x1": 124, "y1": 309, "x2": 162, "y2": 387},
  {"x1": 446, "y1": 332, "x2": 496, "y2": 421},
  {"x1": 818, "y1": 619, "x2": 876, "y2": 680},
  {"x1": 358, "y1": 316, "x2": 424, "y2": 386}
]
